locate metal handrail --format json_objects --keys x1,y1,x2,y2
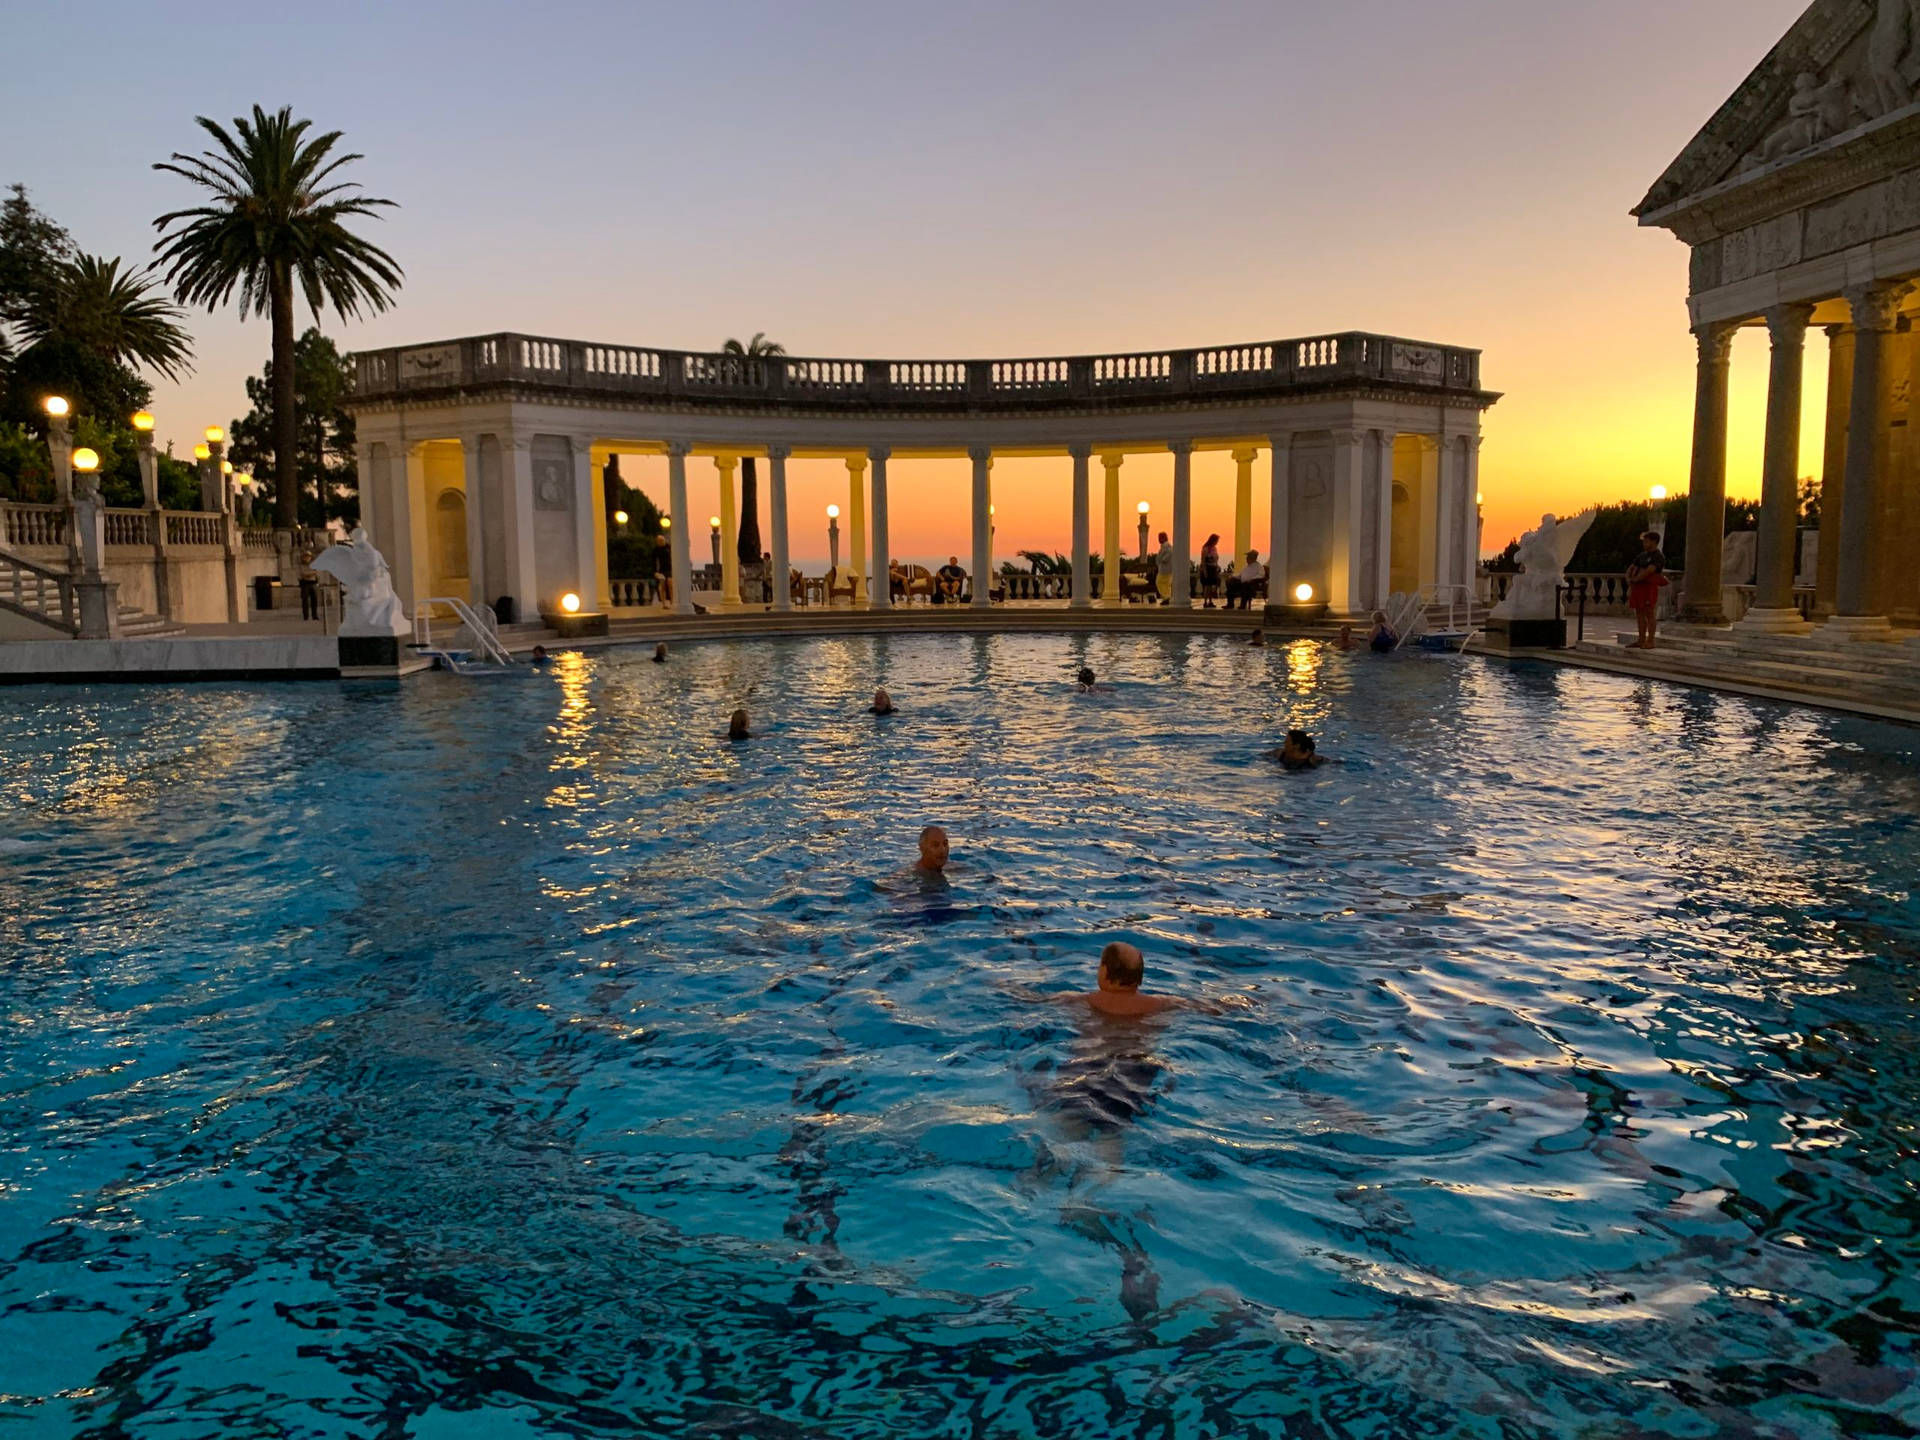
[{"x1": 414, "y1": 596, "x2": 513, "y2": 666}]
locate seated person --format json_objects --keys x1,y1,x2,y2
[
  {"x1": 889, "y1": 560, "x2": 909, "y2": 602},
  {"x1": 1224, "y1": 551, "x2": 1265, "y2": 610},
  {"x1": 1367, "y1": 610, "x2": 1397, "y2": 653},
  {"x1": 1268, "y1": 728, "x2": 1327, "y2": 770},
  {"x1": 935, "y1": 556, "x2": 967, "y2": 603}
]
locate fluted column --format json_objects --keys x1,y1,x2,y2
[
  {"x1": 970, "y1": 445, "x2": 992, "y2": 607},
  {"x1": 1681, "y1": 321, "x2": 1738, "y2": 623},
  {"x1": 568, "y1": 436, "x2": 598, "y2": 612},
  {"x1": 1267, "y1": 434, "x2": 1291, "y2": 604},
  {"x1": 1329, "y1": 429, "x2": 1365, "y2": 614},
  {"x1": 503, "y1": 433, "x2": 539, "y2": 619},
  {"x1": 1100, "y1": 451, "x2": 1123, "y2": 603},
  {"x1": 1814, "y1": 325, "x2": 1854, "y2": 617},
  {"x1": 1169, "y1": 439, "x2": 1193, "y2": 610},
  {"x1": 767, "y1": 445, "x2": 791, "y2": 612},
  {"x1": 1069, "y1": 443, "x2": 1092, "y2": 608},
  {"x1": 1741, "y1": 303, "x2": 1816, "y2": 631},
  {"x1": 461, "y1": 433, "x2": 486, "y2": 606},
  {"x1": 842, "y1": 454, "x2": 867, "y2": 604},
  {"x1": 667, "y1": 441, "x2": 694, "y2": 616},
  {"x1": 1374, "y1": 429, "x2": 1397, "y2": 606},
  {"x1": 715, "y1": 453, "x2": 741, "y2": 607},
  {"x1": 1230, "y1": 444, "x2": 1257, "y2": 565},
  {"x1": 869, "y1": 446, "x2": 891, "y2": 611},
  {"x1": 1830, "y1": 281, "x2": 1911, "y2": 632}
]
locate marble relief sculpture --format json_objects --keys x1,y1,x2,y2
[
  {"x1": 1489, "y1": 510, "x2": 1596, "y2": 622},
  {"x1": 312, "y1": 528, "x2": 411, "y2": 636}
]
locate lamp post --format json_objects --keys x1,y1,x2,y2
[
  {"x1": 205, "y1": 427, "x2": 228, "y2": 514},
  {"x1": 1648, "y1": 484, "x2": 1668, "y2": 546},
  {"x1": 709, "y1": 514, "x2": 722, "y2": 569},
  {"x1": 1136, "y1": 500, "x2": 1150, "y2": 559},
  {"x1": 613, "y1": 509, "x2": 629, "y2": 528},
  {"x1": 131, "y1": 410, "x2": 159, "y2": 510},
  {"x1": 43, "y1": 396, "x2": 72, "y2": 503},
  {"x1": 70, "y1": 446, "x2": 103, "y2": 579},
  {"x1": 827, "y1": 504, "x2": 841, "y2": 570},
  {"x1": 193, "y1": 441, "x2": 213, "y2": 511}
]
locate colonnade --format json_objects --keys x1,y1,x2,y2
[{"x1": 1686, "y1": 280, "x2": 1919, "y2": 635}]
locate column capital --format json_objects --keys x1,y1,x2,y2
[
  {"x1": 868, "y1": 445, "x2": 892, "y2": 463},
  {"x1": 1764, "y1": 302, "x2": 1817, "y2": 347},
  {"x1": 1097, "y1": 449, "x2": 1126, "y2": 469},
  {"x1": 664, "y1": 440, "x2": 693, "y2": 458},
  {"x1": 1066, "y1": 441, "x2": 1092, "y2": 460},
  {"x1": 967, "y1": 443, "x2": 993, "y2": 464},
  {"x1": 1330, "y1": 428, "x2": 1365, "y2": 446},
  {"x1": 1229, "y1": 444, "x2": 1259, "y2": 464},
  {"x1": 1693, "y1": 320, "x2": 1739, "y2": 365},
  {"x1": 713, "y1": 452, "x2": 740, "y2": 473},
  {"x1": 844, "y1": 453, "x2": 869, "y2": 475},
  {"x1": 1267, "y1": 432, "x2": 1293, "y2": 452},
  {"x1": 1825, "y1": 322, "x2": 1854, "y2": 341},
  {"x1": 1843, "y1": 281, "x2": 1911, "y2": 333},
  {"x1": 504, "y1": 433, "x2": 532, "y2": 453},
  {"x1": 1166, "y1": 438, "x2": 1193, "y2": 456},
  {"x1": 764, "y1": 443, "x2": 792, "y2": 461}
]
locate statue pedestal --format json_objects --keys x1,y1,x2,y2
[
  {"x1": 1486, "y1": 617, "x2": 1565, "y2": 650},
  {"x1": 339, "y1": 635, "x2": 402, "y2": 667}
]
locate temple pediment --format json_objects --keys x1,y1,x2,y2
[{"x1": 1636, "y1": 0, "x2": 1920, "y2": 224}]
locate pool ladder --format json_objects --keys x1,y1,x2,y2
[{"x1": 413, "y1": 596, "x2": 516, "y2": 671}]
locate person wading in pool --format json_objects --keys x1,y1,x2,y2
[
  {"x1": 914, "y1": 825, "x2": 949, "y2": 873},
  {"x1": 1268, "y1": 728, "x2": 1328, "y2": 770},
  {"x1": 728, "y1": 708, "x2": 751, "y2": 741}
]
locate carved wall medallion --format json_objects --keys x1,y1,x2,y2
[
  {"x1": 1301, "y1": 461, "x2": 1328, "y2": 499},
  {"x1": 1390, "y1": 345, "x2": 1443, "y2": 375},
  {"x1": 399, "y1": 344, "x2": 460, "y2": 381}
]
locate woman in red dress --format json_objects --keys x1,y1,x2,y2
[{"x1": 1626, "y1": 530, "x2": 1669, "y2": 649}]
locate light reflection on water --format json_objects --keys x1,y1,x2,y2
[{"x1": 0, "y1": 634, "x2": 1917, "y2": 1438}]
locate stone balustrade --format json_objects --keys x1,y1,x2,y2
[
  {"x1": 351, "y1": 330, "x2": 1484, "y2": 410},
  {"x1": 103, "y1": 511, "x2": 153, "y2": 546},
  {"x1": 242, "y1": 530, "x2": 279, "y2": 556},
  {"x1": 3, "y1": 503, "x2": 68, "y2": 549},
  {"x1": 166, "y1": 512, "x2": 226, "y2": 547}
]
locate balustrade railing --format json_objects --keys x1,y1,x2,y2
[
  {"x1": 242, "y1": 530, "x2": 278, "y2": 555},
  {"x1": 609, "y1": 576, "x2": 660, "y2": 608},
  {"x1": 166, "y1": 512, "x2": 226, "y2": 547},
  {"x1": 2, "y1": 502, "x2": 68, "y2": 549},
  {"x1": 103, "y1": 510, "x2": 153, "y2": 546},
  {"x1": 350, "y1": 329, "x2": 1485, "y2": 407}
]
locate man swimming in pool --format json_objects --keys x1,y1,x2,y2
[
  {"x1": 915, "y1": 824, "x2": 949, "y2": 873},
  {"x1": 1065, "y1": 942, "x2": 1227, "y2": 1017},
  {"x1": 1268, "y1": 728, "x2": 1328, "y2": 770}
]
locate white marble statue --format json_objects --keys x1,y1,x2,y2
[
  {"x1": 312, "y1": 529, "x2": 410, "y2": 637},
  {"x1": 1489, "y1": 510, "x2": 1597, "y2": 622}
]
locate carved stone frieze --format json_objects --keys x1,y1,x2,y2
[{"x1": 1694, "y1": 158, "x2": 1920, "y2": 295}]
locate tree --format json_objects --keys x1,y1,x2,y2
[
  {"x1": 153, "y1": 105, "x2": 402, "y2": 531},
  {"x1": 0, "y1": 183, "x2": 72, "y2": 345},
  {"x1": 720, "y1": 333, "x2": 785, "y2": 563},
  {"x1": 16, "y1": 254, "x2": 191, "y2": 382},
  {"x1": 228, "y1": 328, "x2": 357, "y2": 526}
]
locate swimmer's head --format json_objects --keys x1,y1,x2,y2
[
  {"x1": 1280, "y1": 728, "x2": 1316, "y2": 764},
  {"x1": 728, "y1": 708, "x2": 750, "y2": 740},
  {"x1": 1077, "y1": 667, "x2": 1096, "y2": 688},
  {"x1": 1249, "y1": 629, "x2": 1264, "y2": 646},
  {"x1": 917, "y1": 824, "x2": 949, "y2": 871},
  {"x1": 531, "y1": 645, "x2": 548, "y2": 663},
  {"x1": 872, "y1": 687, "x2": 894, "y2": 714},
  {"x1": 1099, "y1": 941, "x2": 1145, "y2": 991},
  {"x1": 653, "y1": 642, "x2": 668, "y2": 662}
]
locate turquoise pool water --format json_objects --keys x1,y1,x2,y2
[{"x1": 1, "y1": 633, "x2": 1917, "y2": 1438}]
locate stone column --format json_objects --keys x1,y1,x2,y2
[
  {"x1": 1100, "y1": 451, "x2": 1123, "y2": 603},
  {"x1": 715, "y1": 453, "x2": 741, "y2": 608},
  {"x1": 1434, "y1": 437, "x2": 1457, "y2": 591},
  {"x1": 570, "y1": 436, "x2": 599, "y2": 612},
  {"x1": 1829, "y1": 282, "x2": 1910, "y2": 633},
  {"x1": 1230, "y1": 444, "x2": 1257, "y2": 565},
  {"x1": 1267, "y1": 434, "x2": 1292, "y2": 601},
  {"x1": 1462, "y1": 436, "x2": 1484, "y2": 591},
  {"x1": 667, "y1": 441, "x2": 694, "y2": 616},
  {"x1": 1329, "y1": 429, "x2": 1366, "y2": 614},
  {"x1": 1681, "y1": 321, "x2": 1738, "y2": 623},
  {"x1": 461, "y1": 434, "x2": 487, "y2": 607},
  {"x1": 1374, "y1": 429, "x2": 1398, "y2": 606},
  {"x1": 1169, "y1": 439, "x2": 1193, "y2": 610},
  {"x1": 504, "y1": 434, "x2": 540, "y2": 623},
  {"x1": 845, "y1": 454, "x2": 868, "y2": 604},
  {"x1": 869, "y1": 446, "x2": 892, "y2": 611},
  {"x1": 768, "y1": 444, "x2": 792, "y2": 613},
  {"x1": 1069, "y1": 443, "x2": 1092, "y2": 608},
  {"x1": 396, "y1": 443, "x2": 426, "y2": 613},
  {"x1": 970, "y1": 445, "x2": 993, "y2": 607},
  {"x1": 1814, "y1": 325, "x2": 1854, "y2": 616},
  {"x1": 1741, "y1": 303, "x2": 1816, "y2": 632}
]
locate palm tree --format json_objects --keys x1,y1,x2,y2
[
  {"x1": 153, "y1": 105, "x2": 402, "y2": 530},
  {"x1": 721, "y1": 333, "x2": 785, "y2": 563},
  {"x1": 17, "y1": 253, "x2": 193, "y2": 382}
]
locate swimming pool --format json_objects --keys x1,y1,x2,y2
[{"x1": 2, "y1": 633, "x2": 1917, "y2": 1438}]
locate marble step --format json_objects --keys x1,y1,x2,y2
[{"x1": 1574, "y1": 641, "x2": 1920, "y2": 704}]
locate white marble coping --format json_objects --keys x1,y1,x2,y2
[{"x1": 0, "y1": 635, "x2": 341, "y2": 676}]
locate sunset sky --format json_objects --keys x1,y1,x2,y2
[{"x1": 1, "y1": 0, "x2": 1817, "y2": 563}]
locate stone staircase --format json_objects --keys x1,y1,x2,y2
[
  {"x1": 0, "y1": 545, "x2": 184, "y2": 639},
  {"x1": 1567, "y1": 623, "x2": 1920, "y2": 716}
]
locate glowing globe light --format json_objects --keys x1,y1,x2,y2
[
  {"x1": 193, "y1": 443, "x2": 211, "y2": 461},
  {"x1": 660, "y1": 516, "x2": 671, "y2": 530},
  {"x1": 130, "y1": 411, "x2": 155, "y2": 432},
  {"x1": 613, "y1": 509, "x2": 629, "y2": 526},
  {"x1": 827, "y1": 504, "x2": 840, "y2": 519},
  {"x1": 560, "y1": 592, "x2": 581, "y2": 614},
  {"x1": 1649, "y1": 484, "x2": 1668, "y2": 501},
  {"x1": 1137, "y1": 501, "x2": 1150, "y2": 515},
  {"x1": 1293, "y1": 582, "x2": 1314, "y2": 603},
  {"x1": 204, "y1": 426, "x2": 224, "y2": 444},
  {"x1": 709, "y1": 514, "x2": 721, "y2": 529},
  {"x1": 70, "y1": 447, "x2": 99, "y2": 472},
  {"x1": 43, "y1": 396, "x2": 69, "y2": 418},
  {"x1": 221, "y1": 460, "x2": 233, "y2": 475},
  {"x1": 1476, "y1": 491, "x2": 1485, "y2": 505}
]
